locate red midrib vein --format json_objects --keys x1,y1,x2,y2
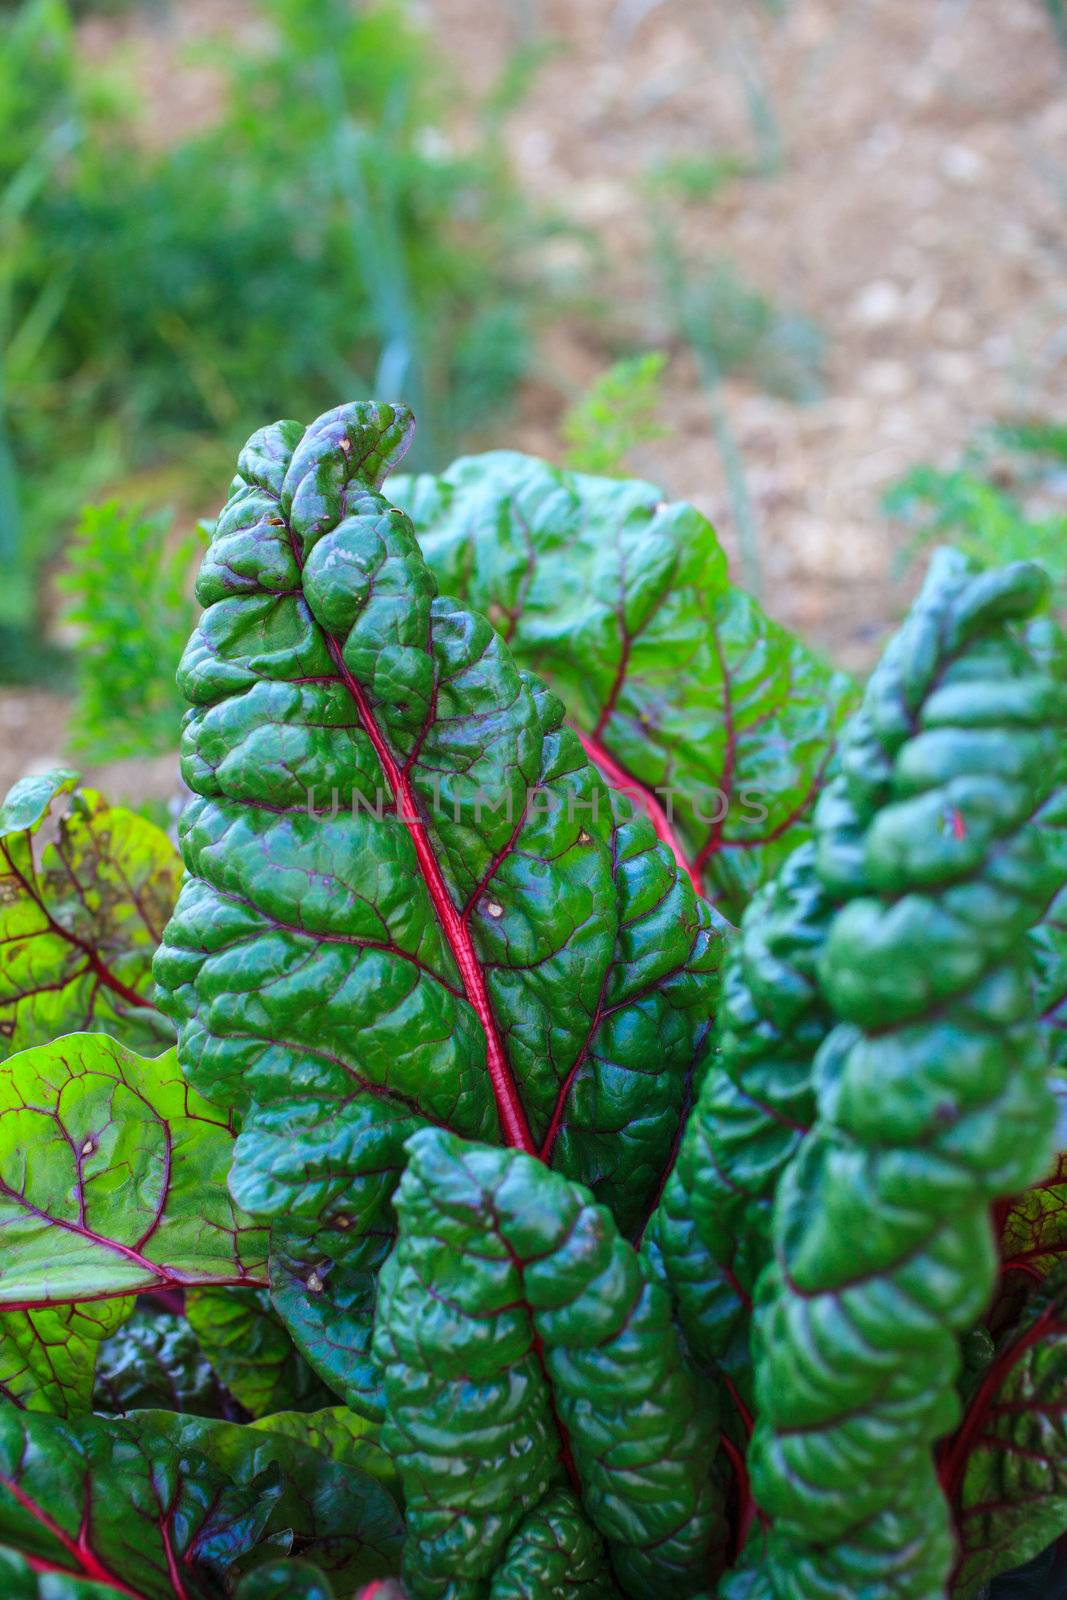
[
  {"x1": 322, "y1": 637, "x2": 534, "y2": 1153},
  {"x1": 574, "y1": 728, "x2": 701, "y2": 896},
  {"x1": 938, "y1": 1301, "x2": 1064, "y2": 1507},
  {"x1": 0, "y1": 842, "x2": 153, "y2": 1013},
  {"x1": 2, "y1": 1475, "x2": 147, "y2": 1599},
  {"x1": 282, "y1": 507, "x2": 534, "y2": 1154}
]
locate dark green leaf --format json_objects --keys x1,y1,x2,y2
[
  {"x1": 256, "y1": 1581, "x2": 409, "y2": 1600},
  {"x1": 235, "y1": 1560, "x2": 337, "y2": 1600},
  {"x1": 374, "y1": 1126, "x2": 725, "y2": 1599},
  {"x1": 746, "y1": 551, "x2": 1067, "y2": 1595},
  {"x1": 647, "y1": 841, "x2": 833, "y2": 1406},
  {"x1": 93, "y1": 1306, "x2": 234, "y2": 1419},
  {"x1": 0, "y1": 1544, "x2": 117, "y2": 1597},
  {"x1": 137, "y1": 1409, "x2": 403, "y2": 1589},
  {"x1": 490, "y1": 1488, "x2": 618, "y2": 1598},
  {"x1": 0, "y1": 773, "x2": 180, "y2": 1059},
  {"x1": 241, "y1": 1577, "x2": 408, "y2": 1600},
  {"x1": 0, "y1": 1407, "x2": 280, "y2": 1597},
  {"x1": 153, "y1": 402, "x2": 724, "y2": 1409},
  {"x1": 1033, "y1": 889, "x2": 1067, "y2": 1068},
  {"x1": 249, "y1": 1407, "x2": 401, "y2": 1503}
]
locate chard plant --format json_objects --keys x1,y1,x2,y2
[{"x1": 0, "y1": 400, "x2": 1063, "y2": 1599}]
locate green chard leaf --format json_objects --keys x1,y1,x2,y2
[
  {"x1": 1033, "y1": 886, "x2": 1067, "y2": 1069},
  {"x1": 1029, "y1": 622, "x2": 1067, "y2": 1072},
  {"x1": 745, "y1": 550, "x2": 1067, "y2": 1598},
  {"x1": 0, "y1": 1034, "x2": 266, "y2": 1310},
  {"x1": 186, "y1": 1286, "x2": 334, "y2": 1417},
  {"x1": 249, "y1": 1406, "x2": 400, "y2": 1501},
  {"x1": 391, "y1": 451, "x2": 856, "y2": 921},
  {"x1": 93, "y1": 1305, "x2": 235, "y2": 1419},
  {"x1": 0, "y1": 1299, "x2": 132, "y2": 1419},
  {"x1": 998, "y1": 1150, "x2": 1067, "y2": 1293},
  {"x1": 0, "y1": 773, "x2": 180, "y2": 1061},
  {"x1": 133, "y1": 1410, "x2": 404, "y2": 1590},
  {"x1": 645, "y1": 840, "x2": 835, "y2": 1410},
  {"x1": 373, "y1": 1126, "x2": 724, "y2": 1600},
  {"x1": 152, "y1": 402, "x2": 725, "y2": 1413},
  {"x1": 0, "y1": 1407, "x2": 281, "y2": 1598},
  {"x1": 489, "y1": 1488, "x2": 619, "y2": 1598},
  {"x1": 0, "y1": 1404, "x2": 403, "y2": 1596},
  {"x1": 943, "y1": 1268, "x2": 1067, "y2": 1598}
]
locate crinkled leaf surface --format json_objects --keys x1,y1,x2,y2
[
  {"x1": 746, "y1": 552, "x2": 1066, "y2": 1598},
  {"x1": 489, "y1": 1488, "x2": 619, "y2": 1599},
  {"x1": 93, "y1": 1306, "x2": 234, "y2": 1419},
  {"x1": 0, "y1": 1034, "x2": 267, "y2": 1310},
  {"x1": 944, "y1": 1269, "x2": 1067, "y2": 1599},
  {"x1": 0, "y1": 773, "x2": 179, "y2": 1061},
  {"x1": 1034, "y1": 885, "x2": 1067, "y2": 1070},
  {"x1": 153, "y1": 401, "x2": 724, "y2": 1407},
  {"x1": 0, "y1": 1406, "x2": 280, "y2": 1598},
  {"x1": 264, "y1": 1195, "x2": 394, "y2": 1421},
  {"x1": 391, "y1": 451, "x2": 856, "y2": 920},
  {"x1": 185, "y1": 1287, "x2": 333, "y2": 1418},
  {"x1": 646, "y1": 840, "x2": 833, "y2": 1413},
  {"x1": 374, "y1": 1126, "x2": 724, "y2": 1600},
  {"x1": 0, "y1": 1298, "x2": 132, "y2": 1418},
  {"x1": 1029, "y1": 617, "x2": 1067, "y2": 1071}
]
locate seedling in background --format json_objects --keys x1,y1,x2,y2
[
  {"x1": 0, "y1": 0, "x2": 542, "y2": 679},
  {"x1": 562, "y1": 351, "x2": 669, "y2": 476}
]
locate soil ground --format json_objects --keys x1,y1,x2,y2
[{"x1": 4, "y1": 0, "x2": 1065, "y2": 798}]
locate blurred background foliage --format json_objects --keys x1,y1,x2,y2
[
  {"x1": 0, "y1": 0, "x2": 553, "y2": 664},
  {"x1": 1, "y1": 0, "x2": 1065, "y2": 785}
]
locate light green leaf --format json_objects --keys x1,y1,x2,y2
[
  {"x1": 0, "y1": 1299, "x2": 132, "y2": 1417},
  {"x1": 0, "y1": 771, "x2": 179, "y2": 1060},
  {"x1": 0, "y1": 1033, "x2": 267, "y2": 1311}
]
